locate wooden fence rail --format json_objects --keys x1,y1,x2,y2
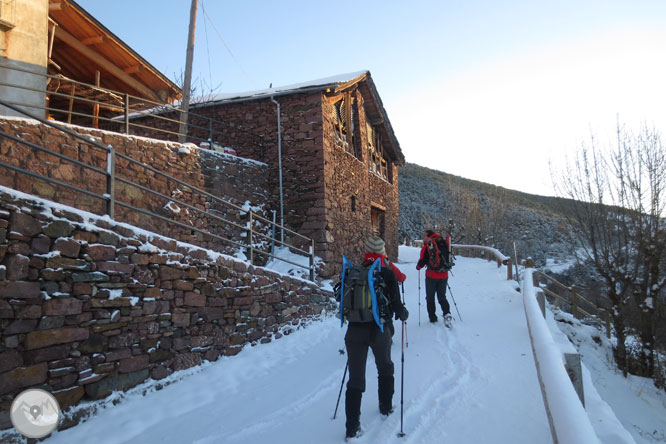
[{"x1": 532, "y1": 271, "x2": 612, "y2": 338}]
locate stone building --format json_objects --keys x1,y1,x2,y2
[{"x1": 182, "y1": 72, "x2": 406, "y2": 276}]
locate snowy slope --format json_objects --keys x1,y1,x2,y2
[{"x1": 12, "y1": 247, "x2": 663, "y2": 444}]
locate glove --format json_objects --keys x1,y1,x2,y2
[
  {"x1": 395, "y1": 307, "x2": 409, "y2": 322},
  {"x1": 415, "y1": 265, "x2": 421, "y2": 270}
]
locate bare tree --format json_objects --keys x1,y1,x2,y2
[{"x1": 553, "y1": 123, "x2": 666, "y2": 382}]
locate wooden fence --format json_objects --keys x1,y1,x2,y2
[{"x1": 532, "y1": 270, "x2": 611, "y2": 338}]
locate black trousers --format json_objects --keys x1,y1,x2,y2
[
  {"x1": 425, "y1": 276, "x2": 450, "y2": 320},
  {"x1": 344, "y1": 322, "x2": 394, "y2": 393},
  {"x1": 344, "y1": 322, "x2": 395, "y2": 433}
]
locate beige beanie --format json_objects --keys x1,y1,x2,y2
[{"x1": 365, "y1": 236, "x2": 386, "y2": 255}]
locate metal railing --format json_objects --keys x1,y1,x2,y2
[
  {"x1": 0, "y1": 100, "x2": 316, "y2": 280},
  {"x1": 0, "y1": 63, "x2": 266, "y2": 157}
]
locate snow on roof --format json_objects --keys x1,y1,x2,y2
[{"x1": 193, "y1": 70, "x2": 369, "y2": 105}]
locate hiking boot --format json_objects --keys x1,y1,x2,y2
[
  {"x1": 379, "y1": 404, "x2": 394, "y2": 416},
  {"x1": 378, "y1": 375, "x2": 394, "y2": 417},
  {"x1": 345, "y1": 424, "x2": 362, "y2": 440},
  {"x1": 345, "y1": 389, "x2": 362, "y2": 439},
  {"x1": 444, "y1": 314, "x2": 453, "y2": 328}
]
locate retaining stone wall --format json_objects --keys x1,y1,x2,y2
[
  {"x1": 0, "y1": 189, "x2": 335, "y2": 431},
  {"x1": 0, "y1": 117, "x2": 277, "y2": 262}
]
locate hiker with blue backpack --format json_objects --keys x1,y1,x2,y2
[
  {"x1": 336, "y1": 235, "x2": 409, "y2": 440},
  {"x1": 416, "y1": 229, "x2": 454, "y2": 327}
]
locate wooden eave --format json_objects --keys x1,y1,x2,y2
[
  {"x1": 332, "y1": 73, "x2": 405, "y2": 167},
  {"x1": 48, "y1": 0, "x2": 181, "y2": 104}
]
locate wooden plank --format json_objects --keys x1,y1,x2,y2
[
  {"x1": 542, "y1": 287, "x2": 569, "y2": 305},
  {"x1": 123, "y1": 65, "x2": 141, "y2": 74},
  {"x1": 93, "y1": 70, "x2": 100, "y2": 128},
  {"x1": 67, "y1": 83, "x2": 75, "y2": 124},
  {"x1": 82, "y1": 36, "x2": 105, "y2": 46},
  {"x1": 536, "y1": 272, "x2": 571, "y2": 293},
  {"x1": 54, "y1": 26, "x2": 161, "y2": 102}
]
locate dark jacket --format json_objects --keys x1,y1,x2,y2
[
  {"x1": 350, "y1": 254, "x2": 407, "y2": 324},
  {"x1": 416, "y1": 233, "x2": 450, "y2": 279}
]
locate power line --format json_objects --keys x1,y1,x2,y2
[
  {"x1": 200, "y1": 1, "x2": 256, "y2": 86},
  {"x1": 201, "y1": 0, "x2": 213, "y2": 89}
]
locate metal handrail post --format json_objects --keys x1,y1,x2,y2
[
  {"x1": 106, "y1": 144, "x2": 115, "y2": 219},
  {"x1": 249, "y1": 210, "x2": 254, "y2": 264},
  {"x1": 309, "y1": 240, "x2": 315, "y2": 281}
]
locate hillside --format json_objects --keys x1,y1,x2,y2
[{"x1": 398, "y1": 162, "x2": 574, "y2": 266}]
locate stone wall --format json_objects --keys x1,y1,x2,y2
[
  {"x1": 0, "y1": 117, "x2": 278, "y2": 263},
  {"x1": 0, "y1": 188, "x2": 335, "y2": 431},
  {"x1": 131, "y1": 93, "x2": 329, "y2": 264}
]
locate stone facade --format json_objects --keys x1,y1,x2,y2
[
  {"x1": 0, "y1": 188, "x2": 335, "y2": 431},
  {"x1": 132, "y1": 73, "x2": 404, "y2": 276}
]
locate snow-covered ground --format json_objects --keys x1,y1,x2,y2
[{"x1": 7, "y1": 247, "x2": 665, "y2": 444}]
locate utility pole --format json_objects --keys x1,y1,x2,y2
[{"x1": 178, "y1": 0, "x2": 198, "y2": 143}]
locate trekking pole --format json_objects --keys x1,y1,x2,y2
[
  {"x1": 397, "y1": 319, "x2": 406, "y2": 438},
  {"x1": 401, "y1": 282, "x2": 408, "y2": 348},
  {"x1": 417, "y1": 270, "x2": 421, "y2": 327},
  {"x1": 332, "y1": 361, "x2": 348, "y2": 420},
  {"x1": 447, "y1": 282, "x2": 462, "y2": 322}
]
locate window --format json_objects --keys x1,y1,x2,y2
[
  {"x1": 332, "y1": 92, "x2": 358, "y2": 158},
  {"x1": 367, "y1": 122, "x2": 389, "y2": 181},
  {"x1": 0, "y1": 0, "x2": 16, "y2": 29},
  {"x1": 371, "y1": 206, "x2": 385, "y2": 239}
]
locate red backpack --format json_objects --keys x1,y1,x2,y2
[{"x1": 426, "y1": 235, "x2": 450, "y2": 272}]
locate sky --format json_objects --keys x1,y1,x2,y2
[
  {"x1": 76, "y1": 0, "x2": 666, "y2": 197},
  {"x1": 4, "y1": 244, "x2": 663, "y2": 443}
]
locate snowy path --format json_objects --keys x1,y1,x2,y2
[{"x1": 43, "y1": 247, "x2": 552, "y2": 444}]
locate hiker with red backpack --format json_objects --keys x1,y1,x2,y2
[
  {"x1": 416, "y1": 229, "x2": 454, "y2": 327},
  {"x1": 337, "y1": 235, "x2": 409, "y2": 440}
]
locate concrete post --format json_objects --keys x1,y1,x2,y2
[
  {"x1": 537, "y1": 290, "x2": 546, "y2": 318},
  {"x1": 564, "y1": 353, "x2": 585, "y2": 407}
]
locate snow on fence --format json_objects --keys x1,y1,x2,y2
[
  {"x1": 452, "y1": 244, "x2": 513, "y2": 280},
  {"x1": 523, "y1": 266, "x2": 600, "y2": 444}
]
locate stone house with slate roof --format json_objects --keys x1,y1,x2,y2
[{"x1": 181, "y1": 71, "x2": 406, "y2": 277}]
